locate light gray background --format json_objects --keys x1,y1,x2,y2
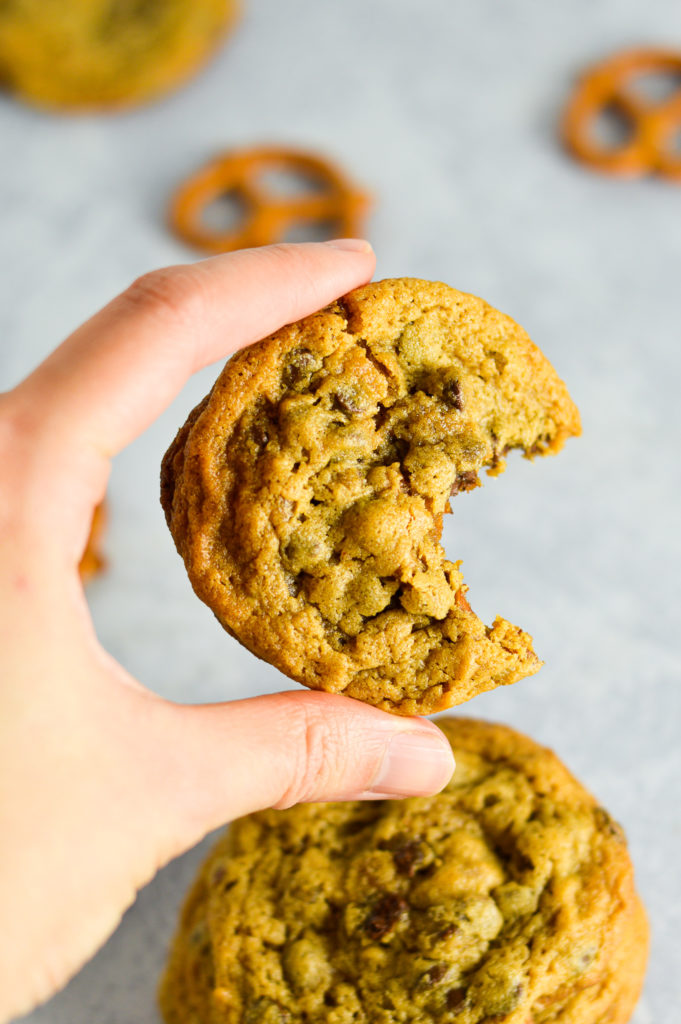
[{"x1": 1, "y1": 1, "x2": 679, "y2": 1021}]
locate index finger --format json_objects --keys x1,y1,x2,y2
[{"x1": 14, "y1": 240, "x2": 375, "y2": 460}]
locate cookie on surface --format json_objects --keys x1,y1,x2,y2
[
  {"x1": 162, "y1": 278, "x2": 580, "y2": 715},
  {"x1": 159, "y1": 717, "x2": 648, "y2": 1024},
  {"x1": 0, "y1": 0, "x2": 238, "y2": 110}
]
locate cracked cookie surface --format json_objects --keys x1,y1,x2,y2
[
  {"x1": 161, "y1": 278, "x2": 580, "y2": 714},
  {"x1": 159, "y1": 718, "x2": 648, "y2": 1024}
]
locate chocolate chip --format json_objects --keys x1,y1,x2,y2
[
  {"x1": 283, "y1": 348, "x2": 317, "y2": 388},
  {"x1": 379, "y1": 834, "x2": 425, "y2": 877},
  {"x1": 443, "y1": 379, "x2": 463, "y2": 410},
  {"x1": 594, "y1": 807, "x2": 624, "y2": 840},
  {"x1": 250, "y1": 422, "x2": 270, "y2": 450},
  {"x1": 363, "y1": 894, "x2": 408, "y2": 941},
  {"x1": 450, "y1": 471, "x2": 479, "y2": 496},
  {"x1": 393, "y1": 839, "x2": 424, "y2": 877},
  {"x1": 514, "y1": 852, "x2": 535, "y2": 873},
  {"x1": 422, "y1": 963, "x2": 448, "y2": 986},
  {"x1": 527, "y1": 437, "x2": 549, "y2": 457},
  {"x1": 332, "y1": 386, "x2": 362, "y2": 415},
  {"x1": 446, "y1": 987, "x2": 467, "y2": 1010},
  {"x1": 490, "y1": 439, "x2": 511, "y2": 467}
]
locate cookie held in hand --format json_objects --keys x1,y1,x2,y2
[
  {"x1": 161, "y1": 279, "x2": 580, "y2": 714},
  {"x1": 159, "y1": 718, "x2": 648, "y2": 1024}
]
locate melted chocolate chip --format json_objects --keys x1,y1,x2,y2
[
  {"x1": 364, "y1": 894, "x2": 408, "y2": 941},
  {"x1": 379, "y1": 834, "x2": 425, "y2": 877},
  {"x1": 490, "y1": 441, "x2": 511, "y2": 467},
  {"x1": 515, "y1": 852, "x2": 535, "y2": 873},
  {"x1": 393, "y1": 839, "x2": 424, "y2": 877},
  {"x1": 332, "y1": 386, "x2": 362, "y2": 415},
  {"x1": 443, "y1": 379, "x2": 463, "y2": 410},
  {"x1": 450, "y1": 471, "x2": 479, "y2": 496},
  {"x1": 250, "y1": 422, "x2": 270, "y2": 450},
  {"x1": 446, "y1": 987, "x2": 467, "y2": 1010},
  {"x1": 283, "y1": 348, "x2": 317, "y2": 389},
  {"x1": 422, "y1": 963, "x2": 448, "y2": 986}
]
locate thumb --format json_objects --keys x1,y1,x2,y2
[{"x1": 149, "y1": 690, "x2": 455, "y2": 861}]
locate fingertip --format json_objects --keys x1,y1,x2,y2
[
  {"x1": 322, "y1": 238, "x2": 374, "y2": 254},
  {"x1": 361, "y1": 727, "x2": 456, "y2": 799}
]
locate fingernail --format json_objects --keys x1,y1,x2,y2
[
  {"x1": 323, "y1": 238, "x2": 373, "y2": 253},
  {"x1": 366, "y1": 730, "x2": 455, "y2": 797}
]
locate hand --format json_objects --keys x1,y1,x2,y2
[{"x1": 0, "y1": 241, "x2": 455, "y2": 1022}]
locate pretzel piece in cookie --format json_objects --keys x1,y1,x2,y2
[{"x1": 169, "y1": 147, "x2": 371, "y2": 253}]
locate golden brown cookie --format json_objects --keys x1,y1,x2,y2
[
  {"x1": 161, "y1": 278, "x2": 580, "y2": 715},
  {"x1": 79, "y1": 501, "x2": 106, "y2": 583},
  {"x1": 169, "y1": 147, "x2": 371, "y2": 254},
  {"x1": 0, "y1": 0, "x2": 239, "y2": 111},
  {"x1": 159, "y1": 718, "x2": 648, "y2": 1024}
]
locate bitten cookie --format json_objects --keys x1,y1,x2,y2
[
  {"x1": 161, "y1": 278, "x2": 580, "y2": 715},
  {"x1": 159, "y1": 718, "x2": 648, "y2": 1024},
  {"x1": 0, "y1": 0, "x2": 238, "y2": 110}
]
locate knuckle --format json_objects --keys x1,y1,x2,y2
[
  {"x1": 121, "y1": 266, "x2": 205, "y2": 326},
  {"x1": 0, "y1": 391, "x2": 36, "y2": 480},
  {"x1": 274, "y1": 700, "x2": 352, "y2": 809},
  {"x1": 261, "y1": 241, "x2": 298, "y2": 264},
  {"x1": 260, "y1": 242, "x2": 327, "y2": 308}
]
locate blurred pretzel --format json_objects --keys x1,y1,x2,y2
[
  {"x1": 79, "y1": 501, "x2": 106, "y2": 583},
  {"x1": 563, "y1": 48, "x2": 681, "y2": 181},
  {"x1": 169, "y1": 146, "x2": 371, "y2": 253}
]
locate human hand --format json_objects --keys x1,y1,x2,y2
[{"x1": 0, "y1": 241, "x2": 455, "y2": 1022}]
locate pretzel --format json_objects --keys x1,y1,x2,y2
[
  {"x1": 169, "y1": 147, "x2": 371, "y2": 253},
  {"x1": 563, "y1": 48, "x2": 681, "y2": 181},
  {"x1": 79, "y1": 502, "x2": 107, "y2": 584}
]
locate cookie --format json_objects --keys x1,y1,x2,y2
[
  {"x1": 159, "y1": 717, "x2": 648, "y2": 1024},
  {"x1": 0, "y1": 0, "x2": 239, "y2": 111},
  {"x1": 161, "y1": 278, "x2": 580, "y2": 715}
]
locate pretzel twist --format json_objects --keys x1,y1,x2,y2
[
  {"x1": 79, "y1": 502, "x2": 106, "y2": 583},
  {"x1": 169, "y1": 147, "x2": 371, "y2": 253},
  {"x1": 563, "y1": 48, "x2": 681, "y2": 181}
]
